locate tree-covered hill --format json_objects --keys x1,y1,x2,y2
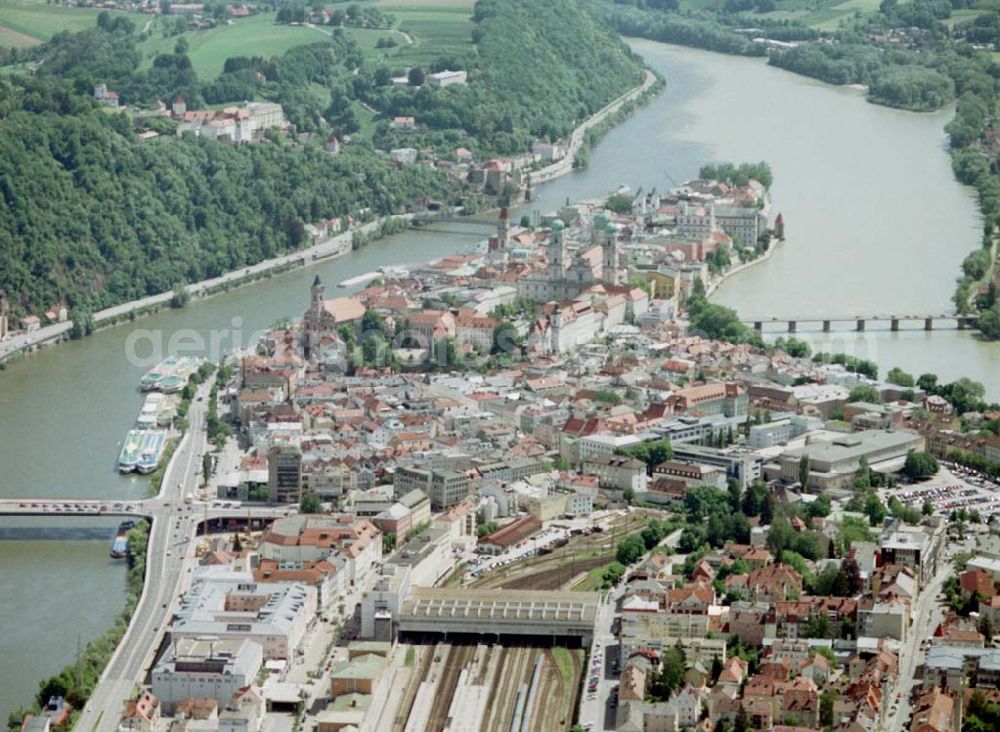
[
  {"x1": 0, "y1": 80, "x2": 451, "y2": 314},
  {"x1": 0, "y1": 0, "x2": 646, "y2": 319}
]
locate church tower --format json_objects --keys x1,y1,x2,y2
[
  {"x1": 602, "y1": 221, "x2": 620, "y2": 285},
  {"x1": 497, "y1": 206, "x2": 510, "y2": 249},
  {"x1": 310, "y1": 274, "x2": 325, "y2": 320},
  {"x1": 306, "y1": 274, "x2": 325, "y2": 359},
  {"x1": 547, "y1": 218, "x2": 567, "y2": 281}
]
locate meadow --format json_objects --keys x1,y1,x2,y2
[{"x1": 0, "y1": 0, "x2": 110, "y2": 47}]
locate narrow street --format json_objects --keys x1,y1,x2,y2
[{"x1": 882, "y1": 539, "x2": 956, "y2": 732}]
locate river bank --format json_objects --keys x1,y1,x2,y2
[{"x1": 705, "y1": 236, "x2": 783, "y2": 299}]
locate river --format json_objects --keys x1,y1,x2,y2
[{"x1": 0, "y1": 38, "x2": 998, "y2": 718}]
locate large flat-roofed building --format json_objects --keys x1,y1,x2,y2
[
  {"x1": 151, "y1": 638, "x2": 263, "y2": 714},
  {"x1": 879, "y1": 521, "x2": 944, "y2": 583},
  {"x1": 670, "y1": 444, "x2": 762, "y2": 487},
  {"x1": 749, "y1": 416, "x2": 823, "y2": 449},
  {"x1": 774, "y1": 429, "x2": 925, "y2": 491},
  {"x1": 398, "y1": 587, "x2": 600, "y2": 646},
  {"x1": 172, "y1": 566, "x2": 316, "y2": 660},
  {"x1": 923, "y1": 645, "x2": 1000, "y2": 692},
  {"x1": 393, "y1": 465, "x2": 470, "y2": 511}
]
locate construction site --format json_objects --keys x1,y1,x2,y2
[{"x1": 378, "y1": 640, "x2": 585, "y2": 732}]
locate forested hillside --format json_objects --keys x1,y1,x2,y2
[
  {"x1": 0, "y1": 0, "x2": 644, "y2": 319},
  {"x1": 0, "y1": 78, "x2": 450, "y2": 314}
]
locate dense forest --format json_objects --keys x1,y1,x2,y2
[
  {"x1": 362, "y1": 0, "x2": 646, "y2": 156},
  {"x1": 0, "y1": 0, "x2": 644, "y2": 318}
]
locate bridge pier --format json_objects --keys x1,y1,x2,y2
[
  {"x1": 925, "y1": 318, "x2": 933, "y2": 331},
  {"x1": 753, "y1": 321, "x2": 762, "y2": 332},
  {"x1": 856, "y1": 319, "x2": 865, "y2": 332},
  {"x1": 958, "y1": 317, "x2": 967, "y2": 330},
  {"x1": 891, "y1": 318, "x2": 899, "y2": 332},
  {"x1": 822, "y1": 320, "x2": 831, "y2": 332},
  {"x1": 787, "y1": 321, "x2": 796, "y2": 334}
]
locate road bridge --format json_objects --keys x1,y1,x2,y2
[
  {"x1": 739, "y1": 313, "x2": 979, "y2": 333},
  {"x1": 0, "y1": 498, "x2": 293, "y2": 522}
]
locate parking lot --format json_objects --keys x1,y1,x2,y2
[{"x1": 889, "y1": 463, "x2": 1000, "y2": 519}]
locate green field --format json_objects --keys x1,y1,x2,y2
[
  {"x1": 138, "y1": 14, "x2": 336, "y2": 77},
  {"x1": 130, "y1": 1, "x2": 473, "y2": 78},
  {"x1": 0, "y1": 0, "x2": 109, "y2": 46},
  {"x1": 373, "y1": 0, "x2": 474, "y2": 66},
  {"x1": 679, "y1": 0, "x2": 889, "y2": 29},
  {"x1": 0, "y1": 0, "x2": 474, "y2": 70}
]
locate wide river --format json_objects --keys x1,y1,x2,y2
[{"x1": 0, "y1": 39, "x2": 998, "y2": 717}]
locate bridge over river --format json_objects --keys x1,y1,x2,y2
[
  {"x1": 0, "y1": 497, "x2": 295, "y2": 531},
  {"x1": 740, "y1": 313, "x2": 978, "y2": 333}
]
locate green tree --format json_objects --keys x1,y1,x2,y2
[
  {"x1": 798, "y1": 455, "x2": 811, "y2": 488},
  {"x1": 848, "y1": 384, "x2": 881, "y2": 403},
  {"x1": 491, "y1": 320, "x2": 522, "y2": 355},
  {"x1": 407, "y1": 66, "x2": 425, "y2": 86},
  {"x1": 865, "y1": 492, "x2": 887, "y2": 526},
  {"x1": 299, "y1": 493, "x2": 323, "y2": 514},
  {"x1": 616, "y1": 534, "x2": 646, "y2": 565},
  {"x1": 605, "y1": 192, "x2": 633, "y2": 214},
  {"x1": 886, "y1": 367, "x2": 915, "y2": 387},
  {"x1": 904, "y1": 451, "x2": 940, "y2": 480}
]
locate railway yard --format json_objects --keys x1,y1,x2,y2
[
  {"x1": 381, "y1": 641, "x2": 584, "y2": 732},
  {"x1": 362, "y1": 512, "x2": 649, "y2": 732},
  {"x1": 465, "y1": 511, "x2": 652, "y2": 591}
]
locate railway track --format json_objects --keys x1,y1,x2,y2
[
  {"x1": 427, "y1": 644, "x2": 475, "y2": 732},
  {"x1": 392, "y1": 643, "x2": 433, "y2": 732}
]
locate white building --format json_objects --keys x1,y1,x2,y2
[
  {"x1": 578, "y1": 433, "x2": 643, "y2": 461},
  {"x1": 151, "y1": 638, "x2": 263, "y2": 714},
  {"x1": 427, "y1": 69, "x2": 467, "y2": 87},
  {"x1": 172, "y1": 566, "x2": 316, "y2": 660},
  {"x1": 390, "y1": 147, "x2": 418, "y2": 165}
]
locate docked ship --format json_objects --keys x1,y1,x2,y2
[
  {"x1": 135, "y1": 393, "x2": 165, "y2": 428},
  {"x1": 117, "y1": 430, "x2": 143, "y2": 473},
  {"x1": 139, "y1": 356, "x2": 202, "y2": 393},
  {"x1": 135, "y1": 430, "x2": 167, "y2": 475},
  {"x1": 110, "y1": 520, "x2": 136, "y2": 559}
]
